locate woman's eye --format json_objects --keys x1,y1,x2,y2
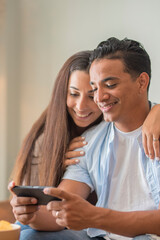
[{"x1": 70, "y1": 93, "x2": 79, "y2": 97}]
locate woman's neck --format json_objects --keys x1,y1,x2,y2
[
  {"x1": 71, "y1": 114, "x2": 103, "y2": 139},
  {"x1": 72, "y1": 125, "x2": 87, "y2": 138}
]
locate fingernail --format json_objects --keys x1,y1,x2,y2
[
  {"x1": 8, "y1": 181, "x2": 14, "y2": 189},
  {"x1": 155, "y1": 157, "x2": 160, "y2": 161},
  {"x1": 81, "y1": 136, "x2": 85, "y2": 140},
  {"x1": 146, "y1": 155, "x2": 149, "y2": 158},
  {"x1": 83, "y1": 141, "x2": 87, "y2": 145},
  {"x1": 44, "y1": 188, "x2": 50, "y2": 194},
  {"x1": 80, "y1": 151, "x2": 84, "y2": 155},
  {"x1": 31, "y1": 198, "x2": 37, "y2": 204},
  {"x1": 75, "y1": 159, "x2": 80, "y2": 163}
]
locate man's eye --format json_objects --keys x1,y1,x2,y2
[
  {"x1": 92, "y1": 88, "x2": 97, "y2": 92},
  {"x1": 106, "y1": 84, "x2": 117, "y2": 89},
  {"x1": 89, "y1": 96, "x2": 94, "y2": 100}
]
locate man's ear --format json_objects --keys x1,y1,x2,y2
[{"x1": 137, "y1": 72, "x2": 149, "y2": 93}]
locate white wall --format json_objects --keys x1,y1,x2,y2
[{"x1": 1, "y1": 0, "x2": 160, "y2": 200}]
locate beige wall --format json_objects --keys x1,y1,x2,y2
[
  {"x1": 1, "y1": 0, "x2": 160, "y2": 200},
  {"x1": 0, "y1": 0, "x2": 7, "y2": 198}
]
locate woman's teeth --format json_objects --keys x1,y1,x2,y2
[{"x1": 76, "y1": 112, "x2": 90, "y2": 118}]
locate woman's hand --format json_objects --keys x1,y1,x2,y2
[
  {"x1": 8, "y1": 181, "x2": 39, "y2": 225},
  {"x1": 142, "y1": 104, "x2": 160, "y2": 160},
  {"x1": 64, "y1": 136, "x2": 87, "y2": 168}
]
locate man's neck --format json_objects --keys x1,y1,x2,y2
[{"x1": 114, "y1": 101, "x2": 150, "y2": 133}]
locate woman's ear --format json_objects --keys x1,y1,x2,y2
[{"x1": 137, "y1": 72, "x2": 149, "y2": 93}]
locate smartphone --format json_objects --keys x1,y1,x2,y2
[{"x1": 12, "y1": 186, "x2": 61, "y2": 205}]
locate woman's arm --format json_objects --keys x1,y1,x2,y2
[
  {"x1": 8, "y1": 136, "x2": 87, "y2": 230},
  {"x1": 8, "y1": 181, "x2": 63, "y2": 231},
  {"x1": 142, "y1": 104, "x2": 160, "y2": 160},
  {"x1": 29, "y1": 206, "x2": 64, "y2": 231}
]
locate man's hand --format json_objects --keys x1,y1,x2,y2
[{"x1": 44, "y1": 187, "x2": 94, "y2": 230}]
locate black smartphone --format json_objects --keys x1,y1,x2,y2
[{"x1": 12, "y1": 186, "x2": 61, "y2": 205}]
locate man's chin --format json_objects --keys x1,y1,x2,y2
[{"x1": 103, "y1": 114, "x2": 114, "y2": 123}]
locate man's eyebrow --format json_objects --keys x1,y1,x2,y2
[
  {"x1": 102, "y1": 76, "x2": 119, "y2": 82},
  {"x1": 90, "y1": 76, "x2": 119, "y2": 85}
]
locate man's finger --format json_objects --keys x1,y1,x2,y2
[{"x1": 43, "y1": 188, "x2": 72, "y2": 201}]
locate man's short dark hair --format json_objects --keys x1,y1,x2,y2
[{"x1": 89, "y1": 37, "x2": 151, "y2": 91}]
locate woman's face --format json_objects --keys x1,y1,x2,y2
[{"x1": 67, "y1": 70, "x2": 102, "y2": 128}]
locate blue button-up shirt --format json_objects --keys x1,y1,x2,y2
[{"x1": 63, "y1": 116, "x2": 160, "y2": 238}]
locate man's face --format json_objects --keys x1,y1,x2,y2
[{"x1": 89, "y1": 58, "x2": 142, "y2": 131}]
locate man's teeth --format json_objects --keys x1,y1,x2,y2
[
  {"x1": 107, "y1": 102, "x2": 116, "y2": 107},
  {"x1": 100, "y1": 102, "x2": 116, "y2": 108},
  {"x1": 76, "y1": 112, "x2": 90, "y2": 117}
]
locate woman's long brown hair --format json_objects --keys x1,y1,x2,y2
[{"x1": 11, "y1": 51, "x2": 103, "y2": 187}]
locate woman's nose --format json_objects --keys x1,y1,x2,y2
[{"x1": 76, "y1": 97, "x2": 87, "y2": 110}]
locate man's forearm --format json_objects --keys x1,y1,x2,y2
[{"x1": 91, "y1": 207, "x2": 160, "y2": 237}]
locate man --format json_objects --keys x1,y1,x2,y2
[{"x1": 19, "y1": 38, "x2": 160, "y2": 240}]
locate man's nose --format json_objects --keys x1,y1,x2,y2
[{"x1": 95, "y1": 88, "x2": 110, "y2": 102}]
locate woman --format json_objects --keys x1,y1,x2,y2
[
  {"x1": 9, "y1": 50, "x2": 102, "y2": 230},
  {"x1": 11, "y1": 50, "x2": 102, "y2": 188},
  {"x1": 9, "y1": 50, "x2": 160, "y2": 232}
]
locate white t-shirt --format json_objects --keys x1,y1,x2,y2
[{"x1": 104, "y1": 126, "x2": 156, "y2": 240}]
